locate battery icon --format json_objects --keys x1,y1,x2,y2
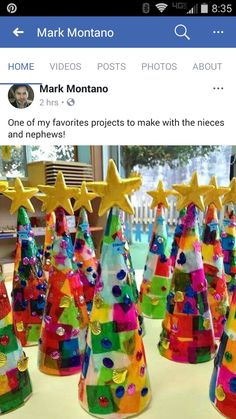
[{"x1": 201, "y1": 3, "x2": 209, "y2": 13}]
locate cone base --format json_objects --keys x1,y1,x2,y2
[
  {"x1": 38, "y1": 364, "x2": 81, "y2": 377},
  {"x1": 141, "y1": 311, "x2": 165, "y2": 320},
  {"x1": 158, "y1": 341, "x2": 217, "y2": 364},
  {"x1": 15, "y1": 323, "x2": 41, "y2": 348},
  {"x1": 210, "y1": 400, "x2": 231, "y2": 419},
  {"x1": 79, "y1": 394, "x2": 152, "y2": 419},
  {"x1": 23, "y1": 341, "x2": 39, "y2": 347},
  {"x1": 0, "y1": 375, "x2": 32, "y2": 414}
]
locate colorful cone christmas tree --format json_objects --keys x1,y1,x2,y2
[
  {"x1": 209, "y1": 287, "x2": 236, "y2": 417},
  {"x1": 202, "y1": 176, "x2": 229, "y2": 339},
  {"x1": 37, "y1": 171, "x2": 89, "y2": 376},
  {"x1": 3, "y1": 178, "x2": 47, "y2": 347},
  {"x1": 73, "y1": 181, "x2": 98, "y2": 314},
  {"x1": 222, "y1": 178, "x2": 236, "y2": 299},
  {"x1": 158, "y1": 172, "x2": 216, "y2": 363},
  {"x1": 140, "y1": 180, "x2": 175, "y2": 319},
  {"x1": 0, "y1": 268, "x2": 32, "y2": 413},
  {"x1": 43, "y1": 211, "x2": 56, "y2": 272},
  {"x1": 79, "y1": 159, "x2": 151, "y2": 418}
]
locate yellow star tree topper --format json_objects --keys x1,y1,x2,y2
[
  {"x1": 147, "y1": 180, "x2": 178, "y2": 209},
  {"x1": 73, "y1": 181, "x2": 98, "y2": 213},
  {"x1": 222, "y1": 177, "x2": 236, "y2": 205},
  {"x1": 173, "y1": 171, "x2": 214, "y2": 212},
  {"x1": 0, "y1": 181, "x2": 8, "y2": 193},
  {"x1": 2, "y1": 178, "x2": 38, "y2": 214},
  {"x1": 87, "y1": 159, "x2": 142, "y2": 216},
  {"x1": 204, "y1": 176, "x2": 230, "y2": 210},
  {"x1": 37, "y1": 171, "x2": 77, "y2": 215}
]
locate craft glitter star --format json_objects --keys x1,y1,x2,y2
[
  {"x1": 2, "y1": 178, "x2": 38, "y2": 214},
  {"x1": 73, "y1": 181, "x2": 98, "y2": 213},
  {"x1": 54, "y1": 252, "x2": 67, "y2": 265},
  {"x1": 173, "y1": 172, "x2": 214, "y2": 212},
  {"x1": 37, "y1": 171, "x2": 77, "y2": 215},
  {"x1": 87, "y1": 159, "x2": 142, "y2": 216},
  {"x1": 222, "y1": 177, "x2": 236, "y2": 205},
  {"x1": 204, "y1": 176, "x2": 230, "y2": 210},
  {"x1": 147, "y1": 180, "x2": 177, "y2": 209},
  {"x1": 208, "y1": 221, "x2": 218, "y2": 232}
]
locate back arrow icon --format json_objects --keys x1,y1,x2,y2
[{"x1": 13, "y1": 27, "x2": 24, "y2": 37}]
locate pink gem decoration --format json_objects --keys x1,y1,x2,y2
[
  {"x1": 51, "y1": 351, "x2": 60, "y2": 360},
  {"x1": 127, "y1": 384, "x2": 136, "y2": 395},
  {"x1": 140, "y1": 366, "x2": 145, "y2": 377},
  {"x1": 60, "y1": 240, "x2": 68, "y2": 249},
  {"x1": 193, "y1": 241, "x2": 201, "y2": 252},
  {"x1": 23, "y1": 257, "x2": 29, "y2": 265},
  {"x1": 29, "y1": 256, "x2": 36, "y2": 265}
]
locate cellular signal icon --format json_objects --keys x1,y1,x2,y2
[
  {"x1": 155, "y1": 3, "x2": 168, "y2": 13},
  {"x1": 187, "y1": 4, "x2": 198, "y2": 13}
]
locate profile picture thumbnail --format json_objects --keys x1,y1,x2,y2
[{"x1": 8, "y1": 84, "x2": 34, "y2": 108}]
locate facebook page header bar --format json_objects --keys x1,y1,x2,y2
[{"x1": 0, "y1": 16, "x2": 235, "y2": 48}]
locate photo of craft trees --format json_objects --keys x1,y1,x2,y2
[{"x1": 79, "y1": 160, "x2": 152, "y2": 418}]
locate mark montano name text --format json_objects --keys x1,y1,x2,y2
[{"x1": 40, "y1": 84, "x2": 109, "y2": 93}]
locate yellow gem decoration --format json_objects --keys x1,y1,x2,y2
[
  {"x1": 0, "y1": 353, "x2": 7, "y2": 368},
  {"x1": 223, "y1": 177, "x2": 236, "y2": 205},
  {"x1": 90, "y1": 321, "x2": 102, "y2": 335},
  {"x1": 203, "y1": 318, "x2": 210, "y2": 329},
  {"x1": 17, "y1": 354, "x2": 29, "y2": 372},
  {"x1": 124, "y1": 337, "x2": 135, "y2": 355},
  {"x1": 87, "y1": 159, "x2": 142, "y2": 216},
  {"x1": 112, "y1": 368, "x2": 128, "y2": 384},
  {"x1": 215, "y1": 384, "x2": 226, "y2": 401},
  {"x1": 226, "y1": 274, "x2": 232, "y2": 283},
  {"x1": 37, "y1": 171, "x2": 77, "y2": 215},
  {"x1": 94, "y1": 294, "x2": 103, "y2": 308},
  {"x1": 16, "y1": 321, "x2": 24, "y2": 332},
  {"x1": 73, "y1": 181, "x2": 98, "y2": 213},
  {"x1": 173, "y1": 171, "x2": 214, "y2": 212},
  {"x1": 204, "y1": 176, "x2": 230, "y2": 210},
  {"x1": 147, "y1": 180, "x2": 177, "y2": 209},
  {"x1": 151, "y1": 297, "x2": 159, "y2": 306},
  {"x1": 162, "y1": 339, "x2": 170, "y2": 350},
  {"x1": 174, "y1": 291, "x2": 184, "y2": 302},
  {"x1": 2, "y1": 178, "x2": 38, "y2": 214}
]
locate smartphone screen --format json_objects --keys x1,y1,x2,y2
[{"x1": 0, "y1": 2, "x2": 235, "y2": 418}]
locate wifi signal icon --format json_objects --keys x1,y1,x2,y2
[{"x1": 155, "y1": 3, "x2": 168, "y2": 13}]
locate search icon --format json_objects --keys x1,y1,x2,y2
[{"x1": 174, "y1": 24, "x2": 190, "y2": 40}]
